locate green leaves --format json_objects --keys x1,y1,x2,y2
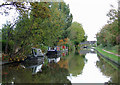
[
  {"x1": 2, "y1": 2, "x2": 73, "y2": 57},
  {"x1": 67, "y1": 22, "x2": 85, "y2": 46},
  {"x1": 96, "y1": 8, "x2": 119, "y2": 47}
]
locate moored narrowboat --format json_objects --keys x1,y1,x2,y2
[{"x1": 46, "y1": 46, "x2": 60, "y2": 55}]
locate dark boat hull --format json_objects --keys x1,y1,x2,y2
[{"x1": 46, "y1": 51, "x2": 60, "y2": 55}]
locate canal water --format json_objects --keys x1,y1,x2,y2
[{"x1": 2, "y1": 49, "x2": 120, "y2": 84}]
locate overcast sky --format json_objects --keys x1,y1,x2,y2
[
  {"x1": 64, "y1": 0, "x2": 118, "y2": 41},
  {"x1": 0, "y1": 0, "x2": 118, "y2": 41}
]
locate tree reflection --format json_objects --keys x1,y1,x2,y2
[
  {"x1": 2, "y1": 51, "x2": 86, "y2": 84},
  {"x1": 96, "y1": 55, "x2": 120, "y2": 84},
  {"x1": 2, "y1": 62, "x2": 71, "y2": 84},
  {"x1": 68, "y1": 53, "x2": 85, "y2": 76},
  {"x1": 32, "y1": 63, "x2": 71, "y2": 84},
  {"x1": 2, "y1": 63, "x2": 33, "y2": 83}
]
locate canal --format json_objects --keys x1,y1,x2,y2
[{"x1": 2, "y1": 49, "x2": 120, "y2": 84}]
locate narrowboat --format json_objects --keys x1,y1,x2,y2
[{"x1": 46, "y1": 46, "x2": 61, "y2": 55}]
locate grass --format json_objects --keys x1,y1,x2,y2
[
  {"x1": 103, "y1": 47, "x2": 118, "y2": 54},
  {"x1": 95, "y1": 47, "x2": 120, "y2": 62},
  {"x1": 97, "y1": 45, "x2": 119, "y2": 54}
]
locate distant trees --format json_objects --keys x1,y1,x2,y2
[
  {"x1": 67, "y1": 22, "x2": 86, "y2": 50},
  {"x1": 96, "y1": 7, "x2": 119, "y2": 48}
]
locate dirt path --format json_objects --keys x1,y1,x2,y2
[{"x1": 102, "y1": 49, "x2": 120, "y2": 57}]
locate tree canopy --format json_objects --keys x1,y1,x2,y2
[
  {"x1": 96, "y1": 7, "x2": 119, "y2": 48},
  {"x1": 67, "y1": 22, "x2": 86, "y2": 49},
  {"x1": 1, "y1": 2, "x2": 73, "y2": 57}
]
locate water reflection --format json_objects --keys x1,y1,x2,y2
[
  {"x1": 2, "y1": 63, "x2": 33, "y2": 83},
  {"x1": 2, "y1": 61, "x2": 71, "y2": 83},
  {"x1": 68, "y1": 53, "x2": 85, "y2": 76},
  {"x1": 48, "y1": 57, "x2": 60, "y2": 63},
  {"x1": 20, "y1": 57, "x2": 44, "y2": 74},
  {"x1": 2, "y1": 49, "x2": 119, "y2": 84},
  {"x1": 96, "y1": 55, "x2": 120, "y2": 84},
  {"x1": 2, "y1": 51, "x2": 71, "y2": 83},
  {"x1": 47, "y1": 53, "x2": 61, "y2": 63},
  {"x1": 79, "y1": 49, "x2": 96, "y2": 54},
  {"x1": 67, "y1": 53, "x2": 110, "y2": 83}
]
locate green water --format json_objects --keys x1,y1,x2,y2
[{"x1": 2, "y1": 49, "x2": 120, "y2": 84}]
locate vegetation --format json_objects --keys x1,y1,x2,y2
[
  {"x1": 0, "y1": 1, "x2": 87, "y2": 61},
  {"x1": 96, "y1": 6, "x2": 120, "y2": 52},
  {"x1": 96, "y1": 6, "x2": 120, "y2": 68},
  {"x1": 97, "y1": 45, "x2": 118, "y2": 54},
  {"x1": 1, "y1": 2, "x2": 75, "y2": 60},
  {"x1": 67, "y1": 22, "x2": 87, "y2": 51},
  {"x1": 95, "y1": 47, "x2": 120, "y2": 62},
  {"x1": 96, "y1": 56, "x2": 119, "y2": 83}
]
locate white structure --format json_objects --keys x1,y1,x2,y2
[{"x1": 32, "y1": 48, "x2": 44, "y2": 57}]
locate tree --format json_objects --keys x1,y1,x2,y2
[
  {"x1": 11, "y1": 2, "x2": 51, "y2": 57},
  {"x1": 1, "y1": 2, "x2": 73, "y2": 58},
  {"x1": 67, "y1": 22, "x2": 85, "y2": 50},
  {"x1": 37, "y1": 2, "x2": 73, "y2": 46},
  {"x1": 1, "y1": 2, "x2": 30, "y2": 54},
  {"x1": 1, "y1": 2, "x2": 51, "y2": 57},
  {"x1": 96, "y1": 6, "x2": 119, "y2": 48}
]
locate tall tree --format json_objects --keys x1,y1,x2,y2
[
  {"x1": 2, "y1": 2, "x2": 73, "y2": 58},
  {"x1": 96, "y1": 6, "x2": 119, "y2": 48},
  {"x1": 67, "y1": 22, "x2": 85, "y2": 50}
]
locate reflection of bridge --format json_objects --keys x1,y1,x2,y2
[
  {"x1": 80, "y1": 41, "x2": 96, "y2": 45},
  {"x1": 79, "y1": 49, "x2": 96, "y2": 54}
]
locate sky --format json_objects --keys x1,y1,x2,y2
[
  {"x1": 0, "y1": 1, "x2": 19, "y2": 28},
  {"x1": 64, "y1": 0, "x2": 118, "y2": 41},
  {"x1": 0, "y1": 0, "x2": 118, "y2": 41}
]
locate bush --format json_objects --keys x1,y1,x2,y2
[
  {"x1": 40, "y1": 45, "x2": 48, "y2": 53},
  {"x1": 92, "y1": 44, "x2": 96, "y2": 47},
  {"x1": 1, "y1": 40, "x2": 14, "y2": 54}
]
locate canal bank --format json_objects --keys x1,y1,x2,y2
[{"x1": 93, "y1": 48, "x2": 120, "y2": 67}]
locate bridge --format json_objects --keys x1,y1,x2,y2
[
  {"x1": 80, "y1": 41, "x2": 97, "y2": 49},
  {"x1": 80, "y1": 41, "x2": 97, "y2": 45}
]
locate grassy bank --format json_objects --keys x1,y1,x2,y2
[
  {"x1": 95, "y1": 47, "x2": 120, "y2": 62},
  {"x1": 97, "y1": 53, "x2": 118, "y2": 70},
  {"x1": 97, "y1": 45, "x2": 119, "y2": 54}
]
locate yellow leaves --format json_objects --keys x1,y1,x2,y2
[
  {"x1": 22, "y1": 58, "x2": 24, "y2": 61},
  {"x1": 10, "y1": 58, "x2": 12, "y2": 60},
  {"x1": 30, "y1": 2, "x2": 34, "y2": 6},
  {"x1": 35, "y1": 14, "x2": 37, "y2": 17},
  {"x1": 14, "y1": 58, "x2": 16, "y2": 61},
  {"x1": 17, "y1": 59, "x2": 20, "y2": 62},
  {"x1": 8, "y1": 54, "x2": 27, "y2": 62},
  {"x1": 48, "y1": 14, "x2": 51, "y2": 17},
  {"x1": 42, "y1": 6, "x2": 47, "y2": 11}
]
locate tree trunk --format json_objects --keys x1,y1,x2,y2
[{"x1": 5, "y1": 22, "x2": 17, "y2": 54}]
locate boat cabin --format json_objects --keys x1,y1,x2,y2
[
  {"x1": 32, "y1": 48, "x2": 44, "y2": 57},
  {"x1": 48, "y1": 46, "x2": 60, "y2": 51},
  {"x1": 46, "y1": 46, "x2": 60, "y2": 55}
]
